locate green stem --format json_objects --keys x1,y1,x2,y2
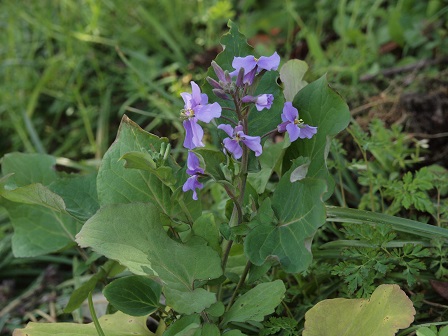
[
  {"x1": 88, "y1": 291, "x2": 105, "y2": 336},
  {"x1": 226, "y1": 261, "x2": 251, "y2": 311}
]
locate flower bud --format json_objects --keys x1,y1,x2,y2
[{"x1": 213, "y1": 89, "x2": 230, "y2": 100}]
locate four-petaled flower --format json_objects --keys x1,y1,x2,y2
[
  {"x1": 182, "y1": 151, "x2": 204, "y2": 200},
  {"x1": 181, "y1": 81, "x2": 222, "y2": 149},
  {"x1": 242, "y1": 94, "x2": 274, "y2": 111},
  {"x1": 277, "y1": 102, "x2": 317, "y2": 142},
  {"x1": 218, "y1": 124, "x2": 262, "y2": 160},
  {"x1": 230, "y1": 52, "x2": 280, "y2": 78}
]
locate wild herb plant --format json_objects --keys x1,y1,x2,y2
[{"x1": 3, "y1": 22, "x2": 448, "y2": 336}]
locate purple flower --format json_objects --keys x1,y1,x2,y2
[
  {"x1": 277, "y1": 102, "x2": 317, "y2": 142},
  {"x1": 182, "y1": 175, "x2": 203, "y2": 201},
  {"x1": 182, "y1": 151, "x2": 204, "y2": 200},
  {"x1": 218, "y1": 124, "x2": 262, "y2": 159},
  {"x1": 242, "y1": 94, "x2": 274, "y2": 111},
  {"x1": 186, "y1": 151, "x2": 204, "y2": 175},
  {"x1": 230, "y1": 52, "x2": 280, "y2": 77},
  {"x1": 181, "y1": 81, "x2": 222, "y2": 149}
]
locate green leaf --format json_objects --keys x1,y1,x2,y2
[
  {"x1": 416, "y1": 327, "x2": 437, "y2": 336},
  {"x1": 163, "y1": 314, "x2": 201, "y2": 336},
  {"x1": 194, "y1": 148, "x2": 227, "y2": 181},
  {"x1": 247, "y1": 140, "x2": 285, "y2": 194},
  {"x1": 1, "y1": 153, "x2": 80, "y2": 257},
  {"x1": 440, "y1": 326, "x2": 448, "y2": 336},
  {"x1": 76, "y1": 203, "x2": 222, "y2": 314},
  {"x1": 279, "y1": 59, "x2": 308, "y2": 102},
  {"x1": 192, "y1": 213, "x2": 221, "y2": 253},
  {"x1": 1, "y1": 152, "x2": 57, "y2": 188},
  {"x1": 302, "y1": 284, "x2": 415, "y2": 336},
  {"x1": 289, "y1": 157, "x2": 310, "y2": 182},
  {"x1": 245, "y1": 160, "x2": 327, "y2": 273},
  {"x1": 201, "y1": 324, "x2": 220, "y2": 336},
  {"x1": 97, "y1": 115, "x2": 185, "y2": 221},
  {"x1": 49, "y1": 173, "x2": 99, "y2": 222},
  {"x1": 103, "y1": 275, "x2": 161, "y2": 316},
  {"x1": 283, "y1": 75, "x2": 350, "y2": 200},
  {"x1": 221, "y1": 280, "x2": 286, "y2": 326},
  {"x1": 326, "y1": 206, "x2": 448, "y2": 239},
  {"x1": 223, "y1": 331, "x2": 247, "y2": 336},
  {"x1": 64, "y1": 260, "x2": 122, "y2": 313},
  {"x1": 13, "y1": 311, "x2": 154, "y2": 336},
  {"x1": 120, "y1": 151, "x2": 177, "y2": 187},
  {"x1": 7, "y1": 201, "x2": 79, "y2": 257},
  {"x1": 1, "y1": 183, "x2": 67, "y2": 213},
  {"x1": 205, "y1": 301, "x2": 225, "y2": 317}
]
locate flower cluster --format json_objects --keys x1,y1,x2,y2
[{"x1": 180, "y1": 52, "x2": 317, "y2": 199}]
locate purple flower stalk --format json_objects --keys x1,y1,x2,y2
[
  {"x1": 230, "y1": 52, "x2": 280, "y2": 78},
  {"x1": 277, "y1": 102, "x2": 317, "y2": 142},
  {"x1": 242, "y1": 94, "x2": 274, "y2": 111},
  {"x1": 181, "y1": 81, "x2": 222, "y2": 149},
  {"x1": 182, "y1": 151, "x2": 204, "y2": 200},
  {"x1": 218, "y1": 124, "x2": 262, "y2": 160}
]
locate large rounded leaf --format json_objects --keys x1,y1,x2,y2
[
  {"x1": 13, "y1": 311, "x2": 154, "y2": 336},
  {"x1": 303, "y1": 284, "x2": 416, "y2": 336}
]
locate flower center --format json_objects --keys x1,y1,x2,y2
[
  {"x1": 180, "y1": 108, "x2": 195, "y2": 120},
  {"x1": 253, "y1": 56, "x2": 259, "y2": 62},
  {"x1": 234, "y1": 131, "x2": 246, "y2": 142},
  {"x1": 294, "y1": 118, "x2": 304, "y2": 126}
]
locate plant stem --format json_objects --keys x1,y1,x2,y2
[
  {"x1": 261, "y1": 128, "x2": 279, "y2": 139},
  {"x1": 219, "y1": 115, "x2": 238, "y2": 125},
  {"x1": 88, "y1": 291, "x2": 105, "y2": 336},
  {"x1": 226, "y1": 261, "x2": 251, "y2": 311}
]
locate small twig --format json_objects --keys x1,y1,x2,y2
[
  {"x1": 360, "y1": 57, "x2": 448, "y2": 82},
  {"x1": 350, "y1": 97, "x2": 397, "y2": 116},
  {"x1": 410, "y1": 132, "x2": 448, "y2": 139}
]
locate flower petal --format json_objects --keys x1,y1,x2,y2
[
  {"x1": 241, "y1": 134, "x2": 262, "y2": 156},
  {"x1": 217, "y1": 124, "x2": 234, "y2": 137},
  {"x1": 282, "y1": 102, "x2": 298, "y2": 122},
  {"x1": 277, "y1": 121, "x2": 289, "y2": 133},
  {"x1": 254, "y1": 94, "x2": 274, "y2": 111},
  {"x1": 183, "y1": 119, "x2": 204, "y2": 149},
  {"x1": 232, "y1": 55, "x2": 257, "y2": 74},
  {"x1": 190, "y1": 81, "x2": 202, "y2": 106},
  {"x1": 223, "y1": 138, "x2": 243, "y2": 159},
  {"x1": 182, "y1": 175, "x2": 203, "y2": 200},
  {"x1": 181, "y1": 92, "x2": 192, "y2": 109},
  {"x1": 243, "y1": 67, "x2": 257, "y2": 85},
  {"x1": 298, "y1": 125, "x2": 318, "y2": 139},
  {"x1": 195, "y1": 102, "x2": 222, "y2": 123},
  {"x1": 234, "y1": 124, "x2": 244, "y2": 134},
  {"x1": 257, "y1": 52, "x2": 280, "y2": 71},
  {"x1": 286, "y1": 123, "x2": 300, "y2": 142},
  {"x1": 186, "y1": 151, "x2": 204, "y2": 175}
]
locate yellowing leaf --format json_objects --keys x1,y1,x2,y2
[
  {"x1": 13, "y1": 311, "x2": 154, "y2": 336},
  {"x1": 303, "y1": 284, "x2": 415, "y2": 336}
]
